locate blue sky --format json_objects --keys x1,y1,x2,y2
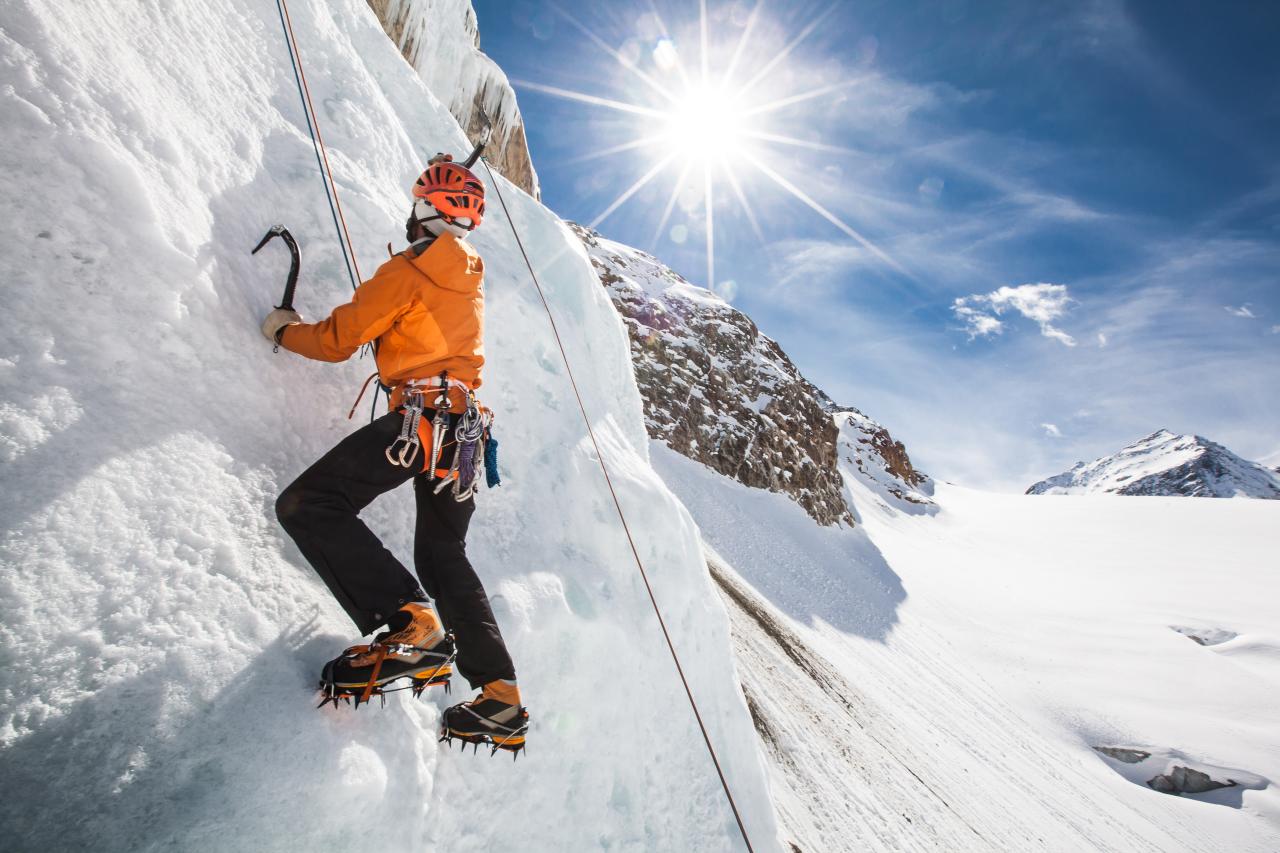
[{"x1": 472, "y1": 0, "x2": 1280, "y2": 490}]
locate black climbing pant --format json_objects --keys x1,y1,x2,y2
[{"x1": 276, "y1": 411, "x2": 516, "y2": 689}]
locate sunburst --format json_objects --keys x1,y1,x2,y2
[{"x1": 515, "y1": 1, "x2": 904, "y2": 292}]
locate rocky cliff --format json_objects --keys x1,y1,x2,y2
[
  {"x1": 366, "y1": 0, "x2": 539, "y2": 197},
  {"x1": 570, "y1": 223, "x2": 931, "y2": 525}
]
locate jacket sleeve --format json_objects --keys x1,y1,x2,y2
[{"x1": 280, "y1": 258, "x2": 414, "y2": 362}]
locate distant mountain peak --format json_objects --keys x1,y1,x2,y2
[{"x1": 1028, "y1": 430, "x2": 1280, "y2": 498}]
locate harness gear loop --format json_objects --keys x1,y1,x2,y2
[
  {"x1": 385, "y1": 388, "x2": 424, "y2": 468},
  {"x1": 385, "y1": 374, "x2": 494, "y2": 500}
]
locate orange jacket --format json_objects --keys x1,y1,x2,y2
[{"x1": 280, "y1": 232, "x2": 484, "y2": 411}]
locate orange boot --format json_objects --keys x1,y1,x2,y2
[
  {"x1": 441, "y1": 679, "x2": 529, "y2": 756},
  {"x1": 318, "y1": 603, "x2": 454, "y2": 707}
]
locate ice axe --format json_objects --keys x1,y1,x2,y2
[
  {"x1": 252, "y1": 224, "x2": 300, "y2": 311},
  {"x1": 251, "y1": 225, "x2": 300, "y2": 352}
]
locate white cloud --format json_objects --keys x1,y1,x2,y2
[
  {"x1": 952, "y1": 282, "x2": 1077, "y2": 345},
  {"x1": 1225, "y1": 304, "x2": 1256, "y2": 318},
  {"x1": 1271, "y1": 325, "x2": 1280, "y2": 335},
  {"x1": 1097, "y1": 332, "x2": 1108, "y2": 347},
  {"x1": 1041, "y1": 423, "x2": 1063, "y2": 438},
  {"x1": 952, "y1": 302, "x2": 1004, "y2": 339}
]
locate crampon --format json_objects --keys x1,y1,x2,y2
[
  {"x1": 316, "y1": 635, "x2": 456, "y2": 710},
  {"x1": 439, "y1": 703, "x2": 530, "y2": 760}
]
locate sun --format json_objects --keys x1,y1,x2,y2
[
  {"x1": 659, "y1": 82, "x2": 753, "y2": 163},
  {"x1": 512, "y1": 4, "x2": 905, "y2": 289}
]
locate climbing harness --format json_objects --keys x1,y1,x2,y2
[{"x1": 383, "y1": 375, "x2": 495, "y2": 501}]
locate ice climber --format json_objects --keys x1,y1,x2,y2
[{"x1": 262, "y1": 155, "x2": 528, "y2": 754}]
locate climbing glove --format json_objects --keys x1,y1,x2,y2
[{"x1": 261, "y1": 307, "x2": 302, "y2": 344}]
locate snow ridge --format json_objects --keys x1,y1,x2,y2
[{"x1": 1028, "y1": 429, "x2": 1280, "y2": 498}]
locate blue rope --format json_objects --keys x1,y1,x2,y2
[
  {"x1": 272, "y1": 0, "x2": 358, "y2": 294},
  {"x1": 484, "y1": 434, "x2": 501, "y2": 488}
]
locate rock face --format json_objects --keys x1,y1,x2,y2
[
  {"x1": 835, "y1": 408, "x2": 934, "y2": 512},
  {"x1": 1027, "y1": 429, "x2": 1280, "y2": 498},
  {"x1": 1146, "y1": 766, "x2": 1236, "y2": 796},
  {"x1": 570, "y1": 223, "x2": 929, "y2": 526},
  {"x1": 366, "y1": 0, "x2": 539, "y2": 197}
]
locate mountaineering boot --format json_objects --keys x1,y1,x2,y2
[
  {"x1": 440, "y1": 679, "x2": 529, "y2": 756},
  {"x1": 318, "y1": 602, "x2": 455, "y2": 708}
]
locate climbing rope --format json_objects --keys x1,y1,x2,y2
[
  {"x1": 481, "y1": 161, "x2": 757, "y2": 853},
  {"x1": 272, "y1": 0, "x2": 362, "y2": 292}
]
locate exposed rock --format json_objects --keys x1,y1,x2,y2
[
  {"x1": 366, "y1": 0, "x2": 539, "y2": 197},
  {"x1": 1028, "y1": 429, "x2": 1280, "y2": 498},
  {"x1": 1170, "y1": 625, "x2": 1238, "y2": 647},
  {"x1": 1147, "y1": 766, "x2": 1236, "y2": 796},
  {"x1": 1093, "y1": 745, "x2": 1267, "y2": 806},
  {"x1": 569, "y1": 222, "x2": 931, "y2": 525},
  {"x1": 1093, "y1": 746, "x2": 1151, "y2": 764},
  {"x1": 569, "y1": 223, "x2": 854, "y2": 525},
  {"x1": 835, "y1": 408, "x2": 934, "y2": 512}
]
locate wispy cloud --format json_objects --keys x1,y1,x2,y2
[
  {"x1": 953, "y1": 283, "x2": 1077, "y2": 345},
  {"x1": 1224, "y1": 303, "x2": 1256, "y2": 318},
  {"x1": 1271, "y1": 325, "x2": 1280, "y2": 335},
  {"x1": 1097, "y1": 332, "x2": 1108, "y2": 347},
  {"x1": 1041, "y1": 423, "x2": 1063, "y2": 438},
  {"x1": 953, "y1": 304, "x2": 1003, "y2": 338}
]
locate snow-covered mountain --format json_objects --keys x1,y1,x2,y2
[
  {"x1": 366, "y1": 0, "x2": 539, "y2": 197},
  {"x1": 1028, "y1": 429, "x2": 1280, "y2": 498},
  {"x1": 570, "y1": 223, "x2": 930, "y2": 526}
]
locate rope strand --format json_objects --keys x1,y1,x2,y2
[
  {"x1": 482, "y1": 160, "x2": 756, "y2": 853},
  {"x1": 272, "y1": 0, "x2": 361, "y2": 292}
]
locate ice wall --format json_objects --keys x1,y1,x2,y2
[
  {"x1": 0, "y1": 0, "x2": 775, "y2": 849},
  {"x1": 366, "y1": 0, "x2": 540, "y2": 197}
]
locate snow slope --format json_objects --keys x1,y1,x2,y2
[
  {"x1": 655, "y1": 444, "x2": 1280, "y2": 852},
  {"x1": 1028, "y1": 429, "x2": 1280, "y2": 498},
  {"x1": 0, "y1": 1, "x2": 776, "y2": 850}
]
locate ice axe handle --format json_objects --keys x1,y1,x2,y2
[
  {"x1": 251, "y1": 225, "x2": 300, "y2": 311},
  {"x1": 462, "y1": 106, "x2": 493, "y2": 168},
  {"x1": 462, "y1": 140, "x2": 485, "y2": 168}
]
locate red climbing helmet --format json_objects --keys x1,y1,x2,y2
[{"x1": 412, "y1": 156, "x2": 485, "y2": 231}]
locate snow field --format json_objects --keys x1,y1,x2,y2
[
  {"x1": 654, "y1": 443, "x2": 1280, "y2": 852},
  {"x1": 0, "y1": 1, "x2": 777, "y2": 850}
]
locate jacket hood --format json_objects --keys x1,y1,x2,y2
[{"x1": 409, "y1": 231, "x2": 484, "y2": 294}]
